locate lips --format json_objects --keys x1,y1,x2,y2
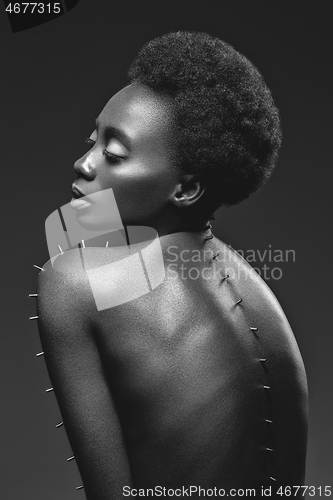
[
  {"x1": 70, "y1": 184, "x2": 92, "y2": 210},
  {"x1": 71, "y1": 185, "x2": 85, "y2": 198}
]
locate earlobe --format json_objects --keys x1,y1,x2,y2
[{"x1": 172, "y1": 175, "x2": 206, "y2": 208}]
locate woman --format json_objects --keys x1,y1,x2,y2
[{"x1": 36, "y1": 32, "x2": 308, "y2": 499}]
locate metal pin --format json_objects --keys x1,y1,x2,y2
[
  {"x1": 263, "y1": 385, "x2": 271, "y2": 390},
  {"x1": 57, "y1": 245, "x2": 63, "y2": 254},
  {"x1": 29, "y1": 316, "x2": 38, "y2": 320},
  {"x1": 250, "y1": 327, "x2": 258, "y2": 332},
  {"x1": 81, "y1": 240, "x2": 85, "y2": 248},
  {"x1": 36, "y1": 352, "x2": 44, "y2": 357},
  {"x1": 76, "y1": 485, "x2": 84, "y2": 490},
  {"x1": 235, "y1": 298, "x2": 242, "y2": 305},
  {"x1": 221, "y1": 274, "x2": 229, "y2": 282},
  {"x1": 56, "y1": 421, "x2": 64, "y2": 428},
  {"x1": 67, "y1": 456, "x2": 75, "y2": 462},
  {"x1": 28, "y1": 293, "x2": 38, "y2": 297},
  {"x1": 33, "y1": 265, "x2": 44, "y2": 271},
  {"x1": 105, "y1": 241, "x2": 109, "y2": 248},
  {"x1": 260, "y1": 358, "x2": 267, "y2": 363},
  {"x1": 212, "y1": 252, "x2": 220, "y2": 260},
  {"x1": 266, "y1": 447, "x2": 274, "y2": 452},
  {"x1": 270, "y1": 477, "x2": 277, "y2": 481},
  {"x1": 265, "y1": 419, "x2": 273, "y2": 424},
  {"x1": 205, "y1": 235, "x2": 214, "y2": 241},
  {"x1": 46, "y1": 387, "x2": 54, "y2": 393}
]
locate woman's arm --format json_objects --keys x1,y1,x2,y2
[{"x1": 36, "y1": 255, "x2": 133, "y2": 500}]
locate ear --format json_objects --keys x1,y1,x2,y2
[{"x1": 171, "y1": 174, "x2": 206, "y2": 209}]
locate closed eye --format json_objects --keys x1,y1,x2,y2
[
  {"x1": 85, "y1": 137, "x2": 96, "y2": 147},
  {"x1": 103, "y1": 137, "x2": 128, "y2": 163},
  {"x1": 85, "y1": 135, "x2": 126, "y2": 163},
  {"x1": 103, "y1": 149, "x2": 125, "y2": 163}
]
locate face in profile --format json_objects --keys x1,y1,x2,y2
[{"x1": 72, "y1": 84, "x2": 179, "y2": 231}]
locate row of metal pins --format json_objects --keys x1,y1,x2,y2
[
  {"x1": 229, "y1": 292, "x2": 276, "y2": 476},
  {"x1": 43, "y1": 400, "x2": 76, "y2": 466},
  {"x1": 59, "y1": 240, "x2": 86, "y2": 253},
  {"x1": 203, "y1": 227, "x2": 222, "y2": 273},
  {"x1": 29, "y1": 293, "x2": 39, "y2": 328},
  {"x1": 255, "y1": 314, "x2": 274, "y2": 473},
  {"x1": 198, "y1": 237, "x2": 275, "y2": 456},
  {"x1": 250, "y1": 314, "x2": 275, "y2": 475},
  {"x1": 30, "y1": 293, "x2": 44, "y2": 356},
  {"x1": 58, "y1": 240, "x2": 86, "y2": 254},
  {"x1": 40, "y1": 370, "x2": 75, "y2": 466},
  {"x1": 203, "y1": 228, "x2": 220, "y2": 269},
  {"x1": 48, "y1": 239, "x2": 87, "y2": 256},
  {"x1": 30, "y1": 268, "x2": 41, "y2": 327},
  {"x1": 31, "y1": 265, "x2": 82, "y2": 493},
  {"x1": 202, "y1": 238, "x2": 277, "y2": 482},
  {"x1": 171, "y1": 236, "x2": 275, "y2": 475},
  {"x1": 234, "y1": 300, "x2": 269, "y2": 390},
  {"x1": 204, "y1": 223, "x2": 214, "y2": 242}
]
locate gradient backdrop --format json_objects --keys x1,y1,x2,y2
[{"x1": 1, "y1": 0, "x2": 332, "y2": 498}]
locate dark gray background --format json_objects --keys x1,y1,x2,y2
[{"x1": 1, "y1": 0, "x2": 332, "y2": 498}]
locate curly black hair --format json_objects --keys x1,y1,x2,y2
[{"x1": 128, "y1": 31, "x2": 282, "y2": 214}]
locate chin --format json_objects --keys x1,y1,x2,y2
[{"x1": 75, "y1": 211, "x2": 121, "y2": 232}]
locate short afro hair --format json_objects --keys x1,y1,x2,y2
[{"x1": 128, "y1": 31, "x2": 282, "y2": 213}]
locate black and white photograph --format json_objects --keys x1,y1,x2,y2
[{"x1": 0, "y1": 1, "x2": 332, "y2": 499}]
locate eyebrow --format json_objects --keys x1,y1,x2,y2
[{"x1": 95, "y1": 119, "x2": 131, "y2": 151}]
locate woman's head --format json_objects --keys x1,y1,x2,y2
[
  {"x1": 128, "y1": 31, "x2": 282, "y2": 215},
  {"x1": 73, "y1": 31, "x2": 281, "y2": 233}
]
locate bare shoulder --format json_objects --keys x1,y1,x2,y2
[
  {"x1": 36, "y1": 250, "x2": 98, "y2": 337},
  {"x1": 38, "y1": 249, "x2": 85, "y2": 287}
]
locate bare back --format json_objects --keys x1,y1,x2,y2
[
  {"x1": 37, "y1": 232, "x2": 307, "y2": 497},
  {"x1": 89, "y1": 235, "x2": 308, "y2": 491}
]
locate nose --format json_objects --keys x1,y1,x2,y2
[{"x1": 73, "y1": 152, "x2": 97, "y2": 180}]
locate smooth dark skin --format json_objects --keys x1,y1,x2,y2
[{"x1": 37, "y1": 84, "x2": 308, "y2": 499}]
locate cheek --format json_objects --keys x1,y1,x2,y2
[{"x1": 106, "y1": 160, "x2": 174, "y2": 209}]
